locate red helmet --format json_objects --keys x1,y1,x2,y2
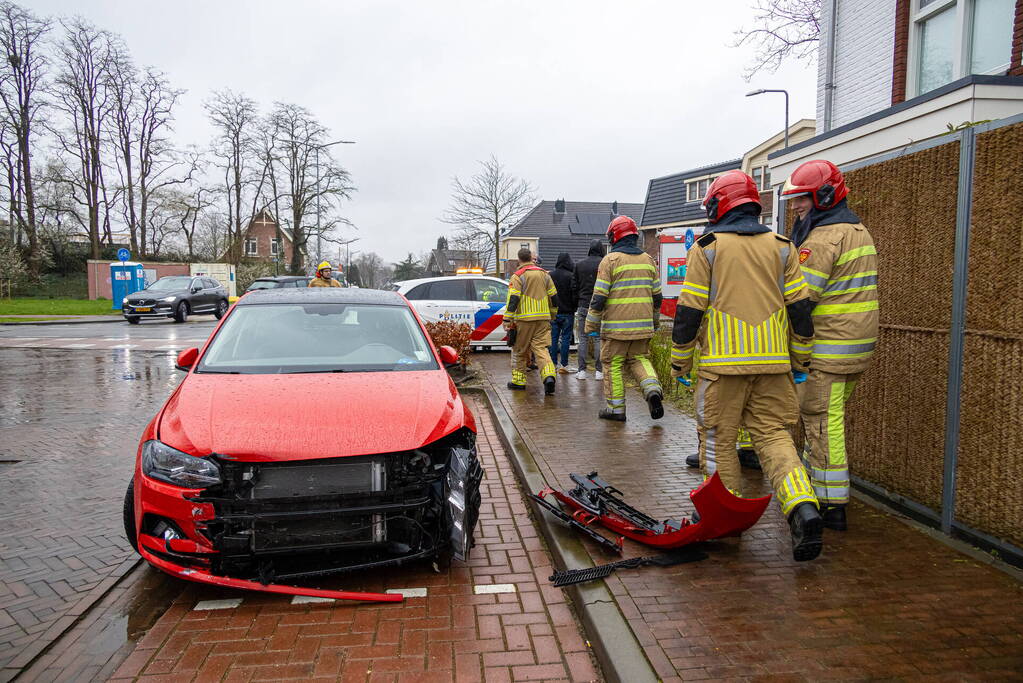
[
  {"x1": 607, "y1": 215, "x2": 638, "y2": 243},
  {"x1": 781, "y1": 159, "x2": 848, "y2": 210},
  {"x1": 703, "y1": 170, "x2": 761, "y2": 224}
]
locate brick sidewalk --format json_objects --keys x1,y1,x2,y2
[
  {"x1": 109, "y1": 395, "x2": 600, "y2": 683},
  {"x1": 0, "y1": 348, "x2": 183, "y2": 680},
  {"x1": 477, "y1": 352, "x2": 1023, "y2": 681}
]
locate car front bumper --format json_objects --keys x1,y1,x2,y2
[{"x1": 123, "y1": 303, "x2": 175, "y2": 318}]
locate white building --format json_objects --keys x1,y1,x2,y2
[{"x1": 772, "y1": 0, "x2": 1023, "y2": 180}]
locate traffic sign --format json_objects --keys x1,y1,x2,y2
[
  {"x1": 117, "y1": 248, "x2": 130, "y2": 262},
  {"x1": 684, "y1": 228, "x2": 695, "y2": 250}
]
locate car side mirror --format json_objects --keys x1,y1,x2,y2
[
  {"x1": 438, "y1": 345, "x2": 459, "y2": 367},
  {"x1": 191, "y1": 286, "x2": 202, "y2": 293},
  {"x1": 175, "y1": 347, "x2": 199, "y2": 372}
]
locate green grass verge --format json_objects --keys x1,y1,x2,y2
[
  {"x1": 0, "y1": 298, "x2": 120, "y2": 315},
  {"x1": 0, "y1": 316, "x2": 77, "y2": 323},
  {"x1": 649, "y1": 327, "x2": 696, "y2": 418}
]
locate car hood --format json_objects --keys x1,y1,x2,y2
[{"x1": 157, "y1": 370, "x2": 468, "y2": 461}]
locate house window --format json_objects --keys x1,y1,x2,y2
[
  {"x1": 270, "y1": 238, "x2": 281, "y2": 256},
  {"x1": 763, "y1": 166, "x2": 771, "y2": 189},
  {"x1": 244, "y1": 238, "x2": 257, "y2": 256},
  {"x1": 687, "y1": 178, "x2": 711, "y2": 203},
  {"x1": 911, "y1": 0, "x2": 1015, "y2": 97},
  {"x1": 752, "y1": 167, "x2": 762, "y2": 190}
]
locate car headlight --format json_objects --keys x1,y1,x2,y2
[
  {"x1": 142, "y1": 440, "x2": 221, "y2": 487},
  {"x1": 122, "y1": 297, "x2": 129, "y2": 304},
  {"x1": 160, "y1": 296, "x2": 176, "y2": 303}
]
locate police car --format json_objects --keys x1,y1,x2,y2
[{"x1": 390, "y1": 269, "x2": 510, "y2": 349}]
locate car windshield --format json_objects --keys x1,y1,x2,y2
[
  {"x1": 247, "y1": 280, "x2": 281, "y2": 290},
  {"x1": 196, "y1": 303, "x2": 439, "y2": 374},
  {"x1": 149, "y1": 276, "x2": 193, "y2": 292}
]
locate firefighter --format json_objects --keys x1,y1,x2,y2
[
  {"x1": 505, "y1": 248, "x2": 559, "y2": 394},
  {"x1": 584, "y1": 216, "x2": 664, "y2": 421},
  {"x1": 671, "y1": 170, "x2": 823, "y2": 561},
  {"x1": 309, "y1": 261, "x2": 341, "y2": 287},
  {"x1": 782, "y1": 159, "x2": 879, "y2": 532}
]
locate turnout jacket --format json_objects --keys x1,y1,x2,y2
[
  {"x1": 670, "y1": 213, "x2": 814, "y2": 376},
  {"x1": 505, "y1": 265, "x2": 558, "y2": 323},
  {"x1": 584, "y1": 241, "x2": 662, "y2": 340},
  {"x1": 798, "y1": 219, "x2": 879, "y2": 374},
  {"x1": 308, "y1": 276, "x2": 340, "y2": 287}
]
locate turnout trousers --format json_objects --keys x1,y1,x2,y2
[
  {"x1": 510, "y1": 320, "x2": 555, "y2": 386},
  {"x1": 696, "y1": 371, "x2": 819, "y2": 516},
  {"x1": 798, "y1": 369, "x2": 862, "y2": 506},
  {"x1": 599, "y1": 337, "x2": 662, "y2": 415}
]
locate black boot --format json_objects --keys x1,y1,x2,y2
[
  {"x1": 598, "y1": 409, "x2": 626, "y2": 422},
  {"x1": 646, "y1": 392, "x2": 664, "y2": 419},
  {"x1": 821, "y1": 505, "x2": 847, "y2": 531},
  {"x1": 544, "y1": 377, "x2": 556, "y2": 395},
  {"x1": 685, "y1": 453, "x2": 700, "y2": 468},
  {"x1": 738, "y1": 449, "x2": 761, "y2": 470},
  {"x1": 788, "y1": 502, "x2": 824, "y2": 562},
  {"x1": 507, "y1": 381, "x2": 526, "y2": 391}
]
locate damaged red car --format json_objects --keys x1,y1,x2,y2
[{"x1": 123, "y1": 288, "x2": 483, "y2": 601}]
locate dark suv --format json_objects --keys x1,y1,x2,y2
[
  {"x1": 245, "y1": 276, "x2": 311, "y2": 292},
  {"x1": 123, "y1": 276, "x2": 229, "y2": 324}
]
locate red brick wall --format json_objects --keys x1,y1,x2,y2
[
  {"x1": 87, "y1": 260, "x2": 190, "y2": 300},
  {"x1": 892, "y1": 0, "x2": 911, "y2": 104},
  {"x1": 244, "y1": 221, "x2": 294, "y2": 263},
  {"x1": 641, "y1": 229, "x2": 659, "y2": 265},
  {"x1": 1011, "y1": 0, "x2": 1023, "y2": 76}
]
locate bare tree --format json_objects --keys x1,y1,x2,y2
[
  {"x1": 51, "y1": 17, "x2": 119, "y2": 259},
  {"x1": 264, "y1": 102, "x2": 354, "y2": 274},
  {"x1": 170, "y1": 183, "x2": 214, "y2": 260},
  {"x1": 441, "y1": 155, "x2": 536, "y2": 275},
  {"x1": 733, "y1": 0, "x2": 821, "y2": 80},
  {"x1": 0, "y1": 1, "x2": 50, "y2": 273},
  {"x1": 204, "y1": 89, "x2": 259, "y2": 264},
  {"x1": 352, "y1": 251, "x2": 390, "y2": 289}
]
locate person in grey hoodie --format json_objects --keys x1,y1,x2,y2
[{"x1": 571, "y1": 239, "x2": 605, "y2": 380}]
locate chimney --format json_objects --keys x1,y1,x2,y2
[
  {"x1": 554, "y1": 198, "x2": 565, "y2": 213},
  {"x1": 611, "y1": 200, "x2": 618, "y2": 215}
]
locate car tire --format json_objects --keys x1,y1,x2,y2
[
  {"x1": 214, "y1": 299, "x2": 228, "y2": 319},
  {"x1": 173, "y1": 301, "x2": 189, "y2": 323},
  {"x1": 123, "y1": 479, "x2": 139, "y2": 553},
  {"x1": 432, "y1": 547, "x2": 453, "y2": 573},
  {"x1": 125, "y1": 316, "x2": 140, "y2": 325}
]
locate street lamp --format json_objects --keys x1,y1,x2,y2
[
  {"x1": 280, "y1": 137, "x2": 355, "y2": 265},
  {"x1": 746, "y1": 89, "x2": 790, "y2": 232}
]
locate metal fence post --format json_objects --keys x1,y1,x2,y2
[{"x1": 941, "y1": 127, "x2": 977, "y2": 534}]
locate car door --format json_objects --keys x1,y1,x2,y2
[
  {"x1": 470, "y1": 279, "x2": 510, "y2": 344},
  {"x1": 410, "y1": 280, "x2": 473, "y2": 326},
  {"x1": 194, "y1": 278, "x2": 215, "y2": 312}
]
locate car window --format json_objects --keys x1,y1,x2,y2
[
  {"x1": 149, "y1": 276, "x2": 192, "y2": 292},
  {"x1": 405, "y1": 283, "x2": 430, "y2": 300},
  {"x1": 197, "y1": 303, "x2": 439, "y2": 374},
  {"x1": 427, "y1": 280, "x2": 469, "y2": 301},
  {"x1": 247, "y1": 280, "x2": 277, "y2": 290},
  {"x1": 203, "y1": 278, "x2": 218, "y2": 289},
  {"x1": 473, "y1": 280, "x2": 508, "y2": 303}
]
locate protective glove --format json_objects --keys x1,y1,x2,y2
[{"x1": 792, "y1": 370, "x2": 808, "y2": 384}]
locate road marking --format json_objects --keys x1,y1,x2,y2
[
  {"x1": 291, "y1": 595, "x2": 335, "y2": 605},
  {"x1": 473, "y1": 584, "x2": 516, "y2": 595},
  {"x1": 62, "y1": 343, "x2": 95, "y2": 348},
  {"x1": 194, "y1": 598, "x2": 244, "y2": 610},
  {"x1": 385, "y1": 587, "x2": 428, "y2": 598},
  {"x1": 110, "y1": 344, "x2": 137, "y2": 349}
]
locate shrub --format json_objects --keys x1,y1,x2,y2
[
  {"x1": 235, "y1": 261, "x2": 276, "y2": 292},
  {"x1": 0, "y1": 239, "x2": 27, "y2": 295},
  {"x1": 424, "y1": 320, "x2": 472, "y2": 367},
  {"x1": 649, "y1": 326, "x2": 696, "y2": 416}
]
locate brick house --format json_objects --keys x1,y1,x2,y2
[
  {"x1": 771, "y1": 0, "x2": 1023, "y2": 181},
  {"x1": 232, "y1": 209, "x2": 298, "y2": 264}
]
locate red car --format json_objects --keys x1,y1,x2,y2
[{"x1": 123, "y1": 288, "x2": 483, "y2": 601}]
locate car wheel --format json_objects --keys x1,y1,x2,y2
[
  {"x1": 123, "y1": 479, "x2": 139, "y2": 553},
  {"x1": 125, "y1": 316, "x2": 140, "y2": 325},
  {"x1": 214, "y1": 299, "x2": 228, "y2": 319},
  {"x1": 173, "y1": 301, "x2": 189, "y2": 323},
  {"x1": 432, "y1": 547, "x2": 453, "y2": 573}
]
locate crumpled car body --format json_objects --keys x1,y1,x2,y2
[{"x1": 125, "y1": 288, "x2": 484, "y2": 602}]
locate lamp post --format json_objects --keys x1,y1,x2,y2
[
  {"x1": 746, "y1": 88, "x2": 790, "y2": 232},
  {"x1": 280, "y1": 137, "x2": 355, "y2": 267}
]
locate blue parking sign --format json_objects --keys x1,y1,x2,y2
[{"x1": 117, "y1": 248, "x2": 131, "y2": 262}]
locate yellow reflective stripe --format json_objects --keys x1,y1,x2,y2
[
  {"x1": 683, "y1": 281, "x2": 709, "y2": 292},
  {"x1": 828, "y1": 380, "x2": 848, "y2": 466},
  {"x1": 547, "y1": 286, "x2": 557, "y2": 296},
  {"x1": 508, "y1": 288, "x2": 521, "y2": 295},
  {"x1": 606, "y1": 296, "x2": 650, "y2": 305},
  {"x1": 790, "y1": 341, "x2": 813, "y2": 352},
  {"x1": 821, "y1": 285, "x2": 877, "y2": 297},
  {"x1": 802, "y1": 266, "x2": 828, "y2": 279},
  {"x1": 815, "y1": 337, "x2": 876, "y2": 345},
  {"x1": 680, "y1": 285, "x2": 709, "y2": 299},
  {"x1": 829, "y1": 270, "x2": 877, "y2": 282},
  {"x1": 813, "y1": 300, "x2": 879, "y2": 315},
  {"x1": 611, "y1": 263, "x2": 656, "y2": 275},
  {"x1": 813, "y1": 351, "x2": 874, "y2": 359},
  {"x1": 834, "y1": 245, "x2": 877, "y2": 266},
  {"x1": 806, "y1": 282, "x2": 824, "y2": 294}
]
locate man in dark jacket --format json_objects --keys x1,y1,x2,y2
[
  {"x1": 548, "y1": 252, "x2": 576, "y2": 373},
  {"x1": 571, "y1": 239, "x2": 605, "y2": 380}
]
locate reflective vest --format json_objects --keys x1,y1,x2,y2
[
  {"x1": 584, "y1": 252, "x2": 661, "y2": 340},
  {"x1": 506, "y1": 265, "x2": 557, "y2": 322},
  {"x1": 798, "y1": 221, "x2": 879, "y2": 374}
]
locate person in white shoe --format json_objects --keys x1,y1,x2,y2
[{"x1": 571, "y1": 239, "x2": 605, "y2": 379}]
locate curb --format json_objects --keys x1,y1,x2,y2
[
  {"x1": 0, "y1": 316, "x2": 124, "y2": 326},
  {"x1": 468, "y1": 385, "x2": 658, "y2": 683}
]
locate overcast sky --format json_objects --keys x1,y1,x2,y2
[{"x1": 28, "y1": 0, "x2": 818, "y2": 263}]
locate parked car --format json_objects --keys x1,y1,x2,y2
[
  {"x1": 123, "y1": 276, "x2": 229, "y2": 324},
  {"x1": 390, "y1": 275, "x2": 509, "y2": 349},
  {"x1": 123, "y1": 287, "x2": 483, "y2": 599},
  {"x1": 245, "y1": 275, "x2": 311, "y2": 292}
]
